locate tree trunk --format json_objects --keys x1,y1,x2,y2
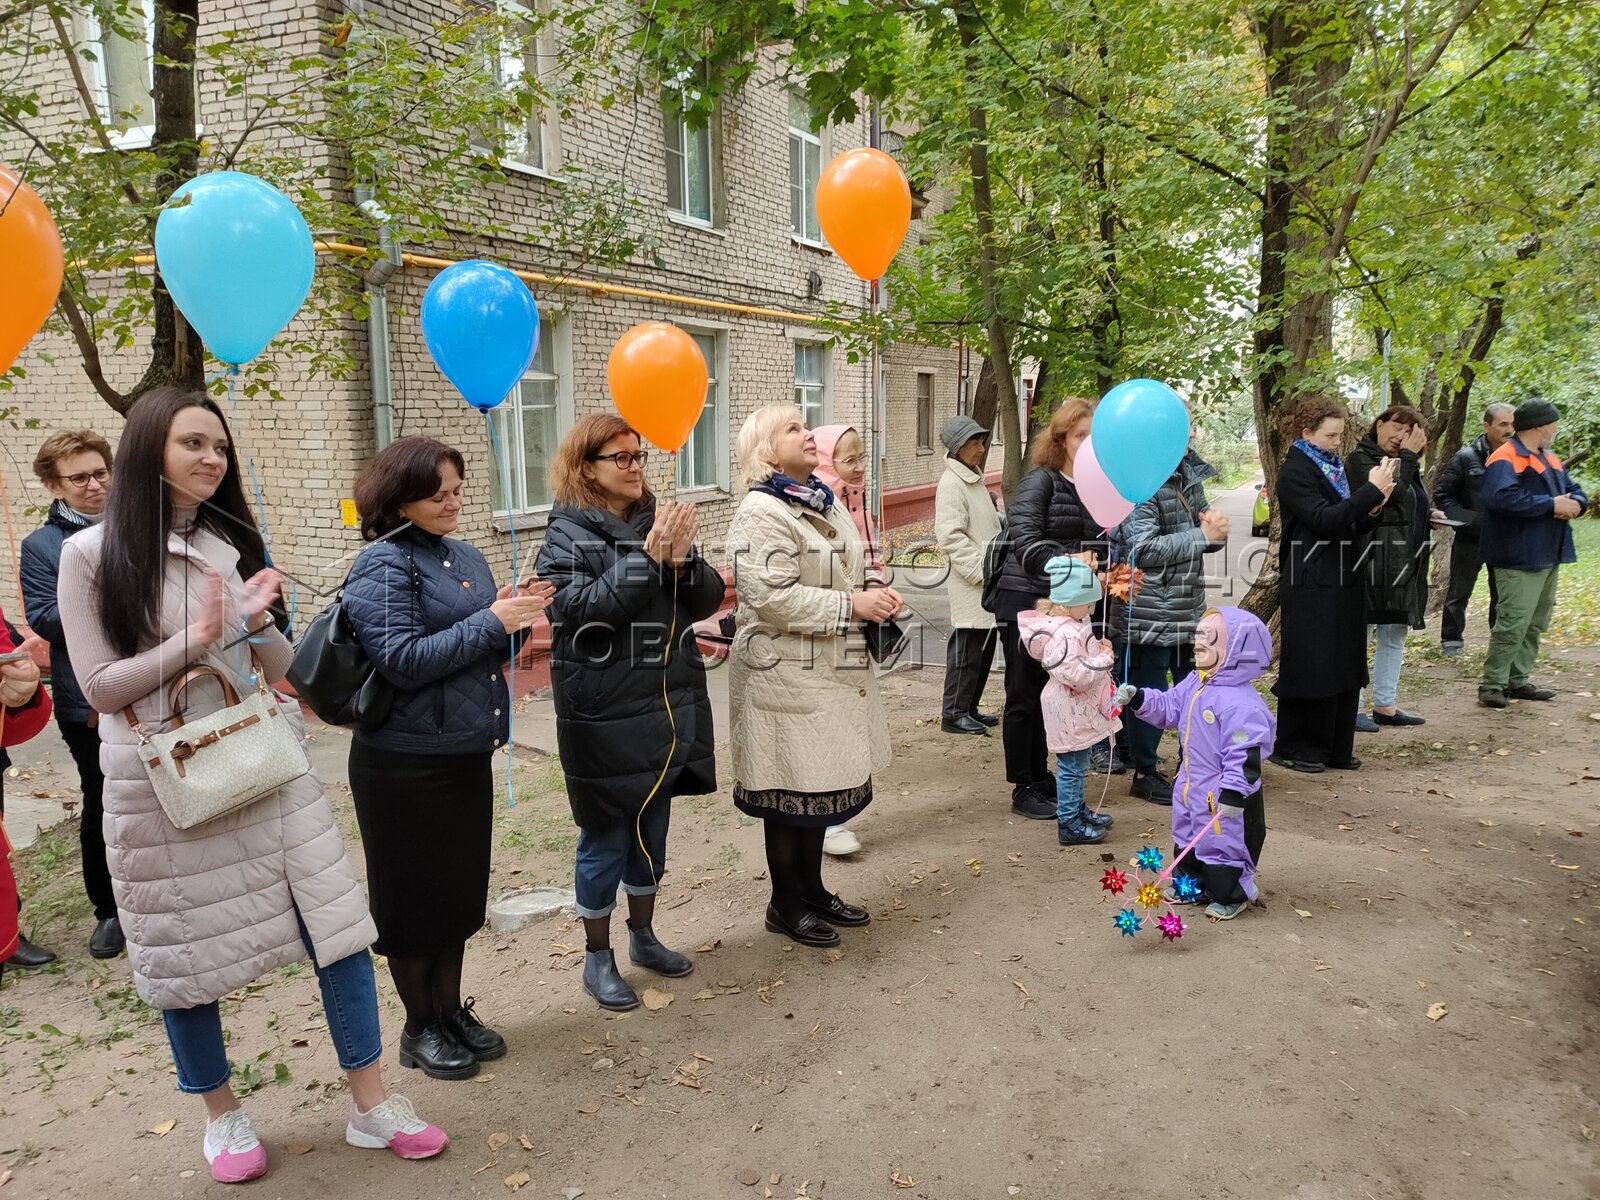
[
  {"x1": 968, "y1": 353, "x2": 998, "y2": 435},
  {"x1": 128, "y1": 0, "x2": 204, "y2": 408}
]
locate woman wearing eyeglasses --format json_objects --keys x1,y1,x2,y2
[{"x1": 535, "y1": 415, "x2": 726, "y2": 1011}]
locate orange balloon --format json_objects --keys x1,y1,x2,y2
[
  {"x1": 0, "y1": 166, "x2": 64, "y2": 375},
  {"x1": 607, "y1": 322, "x2": 708, "y2": 454},
  {"x1": 814, "y1": 148, "x2": 912, "y2": 281}
]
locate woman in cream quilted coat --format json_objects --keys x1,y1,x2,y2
[{"x1": 725, "y1": 405, "x2": 895, "y2": 950}]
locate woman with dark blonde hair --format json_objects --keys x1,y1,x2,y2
[
  {"x1": 534, "y1": 414, "x2": 726, "y2": 1011},
  {"x1": 987, "y1": 397, "x2": 1116, "y2": 831},
  {"x1": 343, "y1": 436, "x2": 553, "y2": 1080}
]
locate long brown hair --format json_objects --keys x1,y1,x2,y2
[
  {"x1": 1031, "y1": 396, "x2": 1096, "y2": 471},
  {"x1": 550, "y1": 413, "x2": 655, "y2": 510}
]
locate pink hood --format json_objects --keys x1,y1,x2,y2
[{"x1": 812, "y1": 423, "x2": 880, "y2": 571}]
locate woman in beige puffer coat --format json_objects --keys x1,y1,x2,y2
[{"x1": 57, "y1": 388, "x2": 446, "y2": 1184}]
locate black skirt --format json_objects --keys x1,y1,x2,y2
[{"x1": 349, "y1": 739, "x2": 493, "y2": 956}]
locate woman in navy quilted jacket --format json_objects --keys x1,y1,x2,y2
[{"x1": 343, "y1": 437, "x2": 553, "y2": 1081}]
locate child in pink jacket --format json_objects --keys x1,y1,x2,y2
[{"x1": 1017, "y1": 556, "x2": 1121, "y2": 845}]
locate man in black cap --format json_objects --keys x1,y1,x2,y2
[
  {"x1": 933, "y1": 415, "x2": 1002, "y2": 735},
  {"x1": 1431, "y1": 402, "x2": 1515, "y2": 656},
  {"x1": 1477, "y1": 398, "x2": 1588, "y2": 708}
]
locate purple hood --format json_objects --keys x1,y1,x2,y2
[{"x1": 1205, "y1": 606, "x2": 1273, "y2": 687}]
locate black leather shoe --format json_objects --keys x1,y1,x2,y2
[
  {"x1": 969, "y1": 710, "x2": 999, "y2": 727},
  {"x1": 1372, "y1": 708, "x2": 1426, "y2": 726},
  {"x1": 89, "y1": 917, "x2": 125, "y2": 960},
  {"x1": 1131, "y1": 770, "x2": 1175, "y2": 805},
  {"x1": 628, "y1": 923, "x2": 694, "y2": 977},
  {"x1": 398, "y1": 1024, "x2": 479, "y2": 1080},
  {"x1": 582, "y1": 949, "x2": 641, "y2": 1011},
  {"x1": 941, "y1": 714, "x2": 989, "y2": 735},
  {"x1": 1058, "y1": 815, "x2": 1109, "y2": 845},
  {"x1": 6, "y1": 934, "x2": 57, "y2": 969},
  {"x1": 1010, "y1": 786, "x2": 1056, "y2": 821},
  {"x1": 1326, "y1": 757, "x2": 1362, "y2": 771},
  {"x1": 802, "y1": 893, "x2": 871, "y2": 928},
  {"x1": 1267, "y1": 752, "x2": 1325, "y2": 774},
  {"x1": 443, "y1": 997, "x2": 506, "y2": 1061},
  {"x1": 764, "y1": 904, "x2": 840, "y2": 948},
  {"x1": 1078, "y1": 807, "x2": 1114, "y2": 830},
  {"x1": 1506, "y1": 683, "x2": 1556, "y2": 701}
]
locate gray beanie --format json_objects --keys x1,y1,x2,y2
[
  {"x1": 940, "y1": 414, "x2": 989, "y2": 455},
  {"x1": 1513, "y1": 398, "x2": 1560, "y2": 431}
]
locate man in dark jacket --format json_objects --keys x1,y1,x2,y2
[
  {"x1": 17, "y1": 430, "x2": 123, "y2": 962},
  {"x1": 1478, "y1": 399, "x2": 1588, "y2": 708},
  {"x1": 1432, "y1": 403, "x2": 1514, "y2": 656}
]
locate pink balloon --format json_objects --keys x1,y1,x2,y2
[{"x1": 1074, "y1": 437, "x2": 1135, "y2": 530}]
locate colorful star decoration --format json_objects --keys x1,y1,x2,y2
[
  {"x1": 1136, "y1": 882, "x2": 1164, "y2": 912},
  {"x1": 1171, "y1": 874, "x2": 1204, "y2": 903},
  {"x1": 1135, "y1": 846, "x2": 1164, "y2": 873},
  {"x1": 1114, "y1": 908, "x2": 1143, "y2": 937},
  {"x1": 1156, "y1": 912, "x2": 1186, "y2": 942},
  {"x1": 1100, "y1": 868, "x2": 1128, "y2": 895}
]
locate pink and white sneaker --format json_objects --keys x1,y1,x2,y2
[
  {"x1": 203, "y1": 1109, "x2": 269, "y2": 1183},
  {"x1": 345, "y1": 1094, "x2": 448, "y2": 1160}
]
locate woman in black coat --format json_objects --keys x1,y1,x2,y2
[
  {"x1": 535, "y1": 414, "x2": 726, "y2": 1013},
  {"x1": 1271, "y1": 397, "x2": 1396, "y2": 773},
  {"x1": 991, "y1": 397, "x2": 1112, "y2": 821},
  {"x1": 1345, "y1": 406, "x2": 1435, "y2": 728}
]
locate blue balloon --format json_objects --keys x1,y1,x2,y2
[
  {"x1": 154, "y1": 172, "x2": 315, "y2": 366},
  {"x1": 421, "y1": 261, "x2": 539, "y2": 411},
  {"x1": 1090, "y1": 379, "x2": 1191, "y2": 504}
]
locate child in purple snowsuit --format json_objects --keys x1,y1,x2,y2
[{"x1": 1113, "y1": 606, "x2": 1275, "y2": 921}]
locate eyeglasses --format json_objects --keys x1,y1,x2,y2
[
  {"x1": 836, "y1": 455, "x2": 867, "y2": 468},
  {"x1": 589, "y1": 451, "x2": 650, "y2": 470},
  {"x1": 57, "y1": 468, "x2": 111, "y2": 488}
]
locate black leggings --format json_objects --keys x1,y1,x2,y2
[
  {"x1": 763, "y1": 824, "x2": 829, "y2": 922},
  {"x1": 385, "y1": 943, "x2": 467, "y2": 1037}
]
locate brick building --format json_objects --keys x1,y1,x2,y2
[{"x1": 0, "y1": 1, "x2": 995, "y2": 621}]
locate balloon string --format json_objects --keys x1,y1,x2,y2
[
  {"x1": 223, "y1": 366, "x2": 274, "y2": 681},
  {"x1": 485, "y1": 409, "x2": 517, "y2": 808}
]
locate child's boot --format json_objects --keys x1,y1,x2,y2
[
  {"x1": 1058, "y1": 813, "x2": 1108, "y2": 846},
  {"x1": 1079, "y1": 807, "x2": 1114, "y2": 830}
]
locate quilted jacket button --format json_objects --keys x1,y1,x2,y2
[
  {"x1": 490, "y1": 673, "x2": 498, "y2": 681},
  {"x1": 494, "y1": 708, "x2": 502, "y2": 716}
]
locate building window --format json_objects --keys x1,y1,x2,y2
[
  {"x1": 84, "y1": 0, "x2": 156, "y2": 149},
  {"x1": 676, "y1": 329, "x2": 726, "y2": 491},
  {"x1": 474, "y1": 2, "x2": 559, "y2": 173},
  {"x1": 788, "y1": 93, "x2": 822, "y2": 243},
  {"x1": 489, "y1": 317, "x2": 562, "y2": 513},
  {"x1": 665, "y1": 107, "x2": 714, "y2": 224},
  {"x1": 794, "y1": 342, "x2": 828, "y2": 428},
  {"x1": 916, "y1": 373, "x2": 935, "y2": 451}
]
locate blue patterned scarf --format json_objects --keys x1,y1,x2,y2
[
  {"x1": 1294, "y1": 439, "x2": 1350, "y2": 499},
  {"x1": 752, "y1": 472, "x2": 835, "y2": 514}
]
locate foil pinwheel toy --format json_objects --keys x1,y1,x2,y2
[{"x1": 1099, "y1": 843, "x2": 1206, "y2": 945}]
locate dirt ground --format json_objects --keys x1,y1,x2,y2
[{"x1": 3, "y1": 638, "x2": 1599, "y2": 1200}]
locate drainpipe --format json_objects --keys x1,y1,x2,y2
[
  {"x1": 355, "y1": 185, "x2": 401, "y2": 451},
  {"x1": 867, "y1": 102, "x2": 886, "y2": 541}
]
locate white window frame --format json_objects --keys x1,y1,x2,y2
[
  {"x1": 479, "y1": 1, "x2": 561, "y2": 178},
  {"x1": 916, "y1": 372, "x2": 935, "y2": 452},
  {"x1": 793, "y1": 339, "x2": 831, "y2": 429},
  {"x1": 82, "y1": 0, "x2": 158, "y2": 150},
  {"x1": 788, "y1": 93, "x2": 826, "y2": 247},
  {"x1": 673, "y1": 322, "x2": 729, "y2": 493},
  {"x1": 664, "y1": 105, "x2": 716, "y2": 227},
  {"x1": 489, "y1": 315, "x2": 571, "y2": 517}
]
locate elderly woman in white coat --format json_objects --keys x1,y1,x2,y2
[
  {"x1": 57, "y1": 388, "x2": 446, "y2": 1185},
  {"x1": 934, "y1": 415, "x2": 1002, "y2": 736},
  {"x1": 726, "y1": 405, "x2": 896, "y2": 949}
]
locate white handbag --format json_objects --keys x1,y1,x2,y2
[{"x1": 125, "y1": 657, "x2": 311, "y2": 831}]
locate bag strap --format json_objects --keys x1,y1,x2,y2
[{"x1": 122, "y1": 649, "x2": 266, "y2": 746}]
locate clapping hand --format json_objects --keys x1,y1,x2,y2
[
  {"x1": 499, "y1": 576, "x2": 557, "y2": 608},
  {"x1": 1199, "y1": 508, "x2": 1231, "y2": 544},
  {"x1": 239, "y1": 568, "x2": 283, "y2": 630},
  {"x1": 188, "y1": 568, "x2": 227, "y2": 645},
  {"x1": 644, "y1": 503, "x2": 698, "y2": 567}
]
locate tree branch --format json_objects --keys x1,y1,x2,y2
[
  {"x1": 49, "y1": 7, "x2": 142, "y2": 208},
  {"x1": 54, "y1": 286, "x2": 131, "y2": 412}
]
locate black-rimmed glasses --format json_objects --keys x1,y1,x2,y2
[
  {"x1": 588, "y1": 451, "x2": 650, "y2": 470},
  {"x1": 57, "y1": 468, "x2": 111, "y2": 488}
]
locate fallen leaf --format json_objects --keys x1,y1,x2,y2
[
  {"x1": 890, "y1": 1171, "x2": 918, "y2": 1189},
  {"x1": 697, "y1": 939, "x2": 722, "y2": 953},
  {"x1": 0, "y1": 1169, "x2": 12, "y2": 1188},
  {"x1": 148, "y1": 1119, "x2": 176, "y2": 1137},
  {"x1": 965, "y1": 858, "x2": 983, "y2": 876},
  {"x1": 1011, "y1": 979, "x2": 1029, "y2": 996},
  {"x1": 576, "y1": 1102, "x2": 601, "y2": 1115},
  {"x1": 693, "y1": 1051, "x2": 715, "y2": 1063},
  {"x1": 520, "y1": 1134, "x2": 536, "y2": 1151},
  {"x1": 561, "y1": 1190, "x2": 585, "y2": 1200},
  {"x1": 1293, "y1": 908, "x2": 1312, "y2": 919},
  {"x1": 1427, "y1": 1003, "x2": 1448, "y2": 1022},
  {"x1": 642, "y1": 988, "x2": 674, "y2": 1011},
  {"x1": 1583, "y1": 1123, "x2": 1596, "y2": 1142},
  {"x1": 488, "y1": 1131, "x2": 511, "y2": 1153},
  {"x1": 1494, "y1": 748, "x2": 1512, "y2": 757},
  {"x1": 1555, "y1": 863, "x2": 1582, "y2": 871},
  {"x1": 737, "y1": 1167, "x2": 762, "y2": 1186},
  {"x1": 474, "y1": 1162, "x2": 498, "y2": 1177},
  {"x1": 770, "y1": 1173, "x2": 782, "y2": 1185},
  {"x1": 1478, "y1": 819, "x2": 1502, "y2": 828},
  {"x1": 504, "y1": 1171, "x2": 531, "y2": 1192},
  {"x1": 285, "y1": 1141, "x2": 313, "y2": 1156}
]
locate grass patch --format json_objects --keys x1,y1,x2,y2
[
  {"x1": 1546, "y1": 518, "x2": 1599, "y2": 646},
  {"x1": 1364, "y1": 738, "x2": 1473, "y2": 764}
]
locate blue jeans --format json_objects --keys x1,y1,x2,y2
[
  {"x1": 162, "y1": 911, "x2": 381, "y2": 1094},
  {"x1": 574, "y1": 797, "x2": 671, "y2": 919},
  {"x1": 1360, "y1": 623, "x2": 1409, "y2": 710},
  {"x1": 1055, "y1": 749, "x2": 1091, "y2": 824}
]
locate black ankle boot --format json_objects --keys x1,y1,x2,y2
[
  {"x1": 442, "y1": 997, "x2": 507, "y2": 1061},
  {"x1": 398, "y1": 1024, "x2": 479, "y2": 1080},
  {"x1": 582, "y1": 949, "x2": 641, "y2": 1011},
  {"x1": 627, "y1": 922, "x2": 694, "y2": 977}
]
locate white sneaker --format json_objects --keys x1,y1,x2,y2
[
  {"x1": 346, "y1": 1093, "x2": 449, "y2": 1160},
  {"x1": 823, "y1": 826, "x2": 861, "y2": 856},
  {"x1": 203, "y1": 1108, "x2": 268, "y2": 1184}
]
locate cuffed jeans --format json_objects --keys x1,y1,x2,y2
[
  {"x1": 162, "y1": 910, "x2": 381, "y2": 1094},
  {"x1": 1360, "y1": 623, "x2": 1409, "y2": 710},
  {"x1": 1482, "y1": 566, "x2": 1559, "y2": 690},
  {"x1": 574, "y1": 797, "x2": 670, "y2": 919},
  {"x1": 1055, "y1": 749, "x2": 1091, "y2": 823}
]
